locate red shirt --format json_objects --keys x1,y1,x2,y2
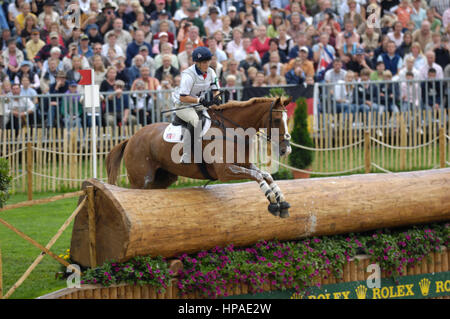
[{"x1": 251, "y1": 37, "x2": 270, "y2": 59}]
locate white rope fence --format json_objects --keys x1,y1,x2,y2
[
  {"x1": 31, "y1": 171, "x2": 127, "y2": 182},
  {"x1": 289, "y1": 139, "x2": 363, "y2": 151},
  {"x1": 32, "y1": 147, "x2": 109, "y2": 156},
  {"x1": 369, "y1": 136, "x2": 439, "y2": 150},
  {"x1": 370, "y1": 163, "x2": 393, "y2": 174},
  {"x1": 1, "y1": 148, "x2": 26, "y2": 158},
  {"x1": 272, "y1": 159, "x2": 365, "y2": 175}
]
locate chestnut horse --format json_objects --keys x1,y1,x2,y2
[{"x1": 106, "y1": 97, "x2": 293, "y2": 217}]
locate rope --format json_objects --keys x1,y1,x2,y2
[
  {"x1": 1, "y1": 148, "x2": 26, "y2": 158},
  {"x1": 32, "y1": 146, "x2": 109, "y2": 156},
  {"x1": 288, "y1": 139, "x2": 364, "y2": 151},
  {"x1": 370, "y1": 136, "x2": 439, "y2": 150},
  {"x1": 12, "y1": 173, "x2": 25, "y2": 180},
  {"x1": 446, "y1": 134, "x2": 450, "y2": 140},
  {"x1": 31, "y1": 172, "x2": 127, "y2": 182},
  {"x1": 370, "y1": 163, "x2": 393, "y2": 173},
  {"x1": 272, "y1": 159, "x2": 365, "y2": 175}
]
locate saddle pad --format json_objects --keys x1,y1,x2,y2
[{"x1": 163, "y1": 110, "x2": 212, "y2": 143}]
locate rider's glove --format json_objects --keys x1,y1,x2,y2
[
  {"x1": 199, "y1": 97, "x2": 213, "y2": 108},
  {"x1": 212, "y1": 95, "x2": 222, "y2": 105}
]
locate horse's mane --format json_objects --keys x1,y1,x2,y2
[{"x1": 211, "y1": 97, "x2": 276, "y2": 111}]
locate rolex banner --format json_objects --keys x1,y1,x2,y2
[{"x1": 228, "y1": 272, "x2": 450, "y2": 299}]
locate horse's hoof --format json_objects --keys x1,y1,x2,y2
[
  {"x1": 268, "y1": 203, "x2": 280, "y2": 216},
  {"x1": 279, "y1": 201, "x2": 291, "y2": 210},
  {"x1": 280, "y1": 209, "x2": 290, "y2": 218}
]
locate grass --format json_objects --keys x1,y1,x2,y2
[{"x1": 0, "y1": 192, "x2": 78, "y2": 299}]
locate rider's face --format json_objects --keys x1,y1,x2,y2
[{"x1": 197, "y1": 60, "x2": 210, "y2": 73}]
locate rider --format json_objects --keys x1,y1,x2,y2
[{"x1": 172, "y1": 46, "x2": 222, "y2": 163}]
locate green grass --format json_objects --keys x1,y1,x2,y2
[{"x1": 0, "y1": 192, "x2": 78, "y2": 299}]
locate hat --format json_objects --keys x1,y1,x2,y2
[
  {"x1": 344, "y1": 32, "x2": 352, "y2": 39},
  {"x1": 355, "y1": 47, "x2": 364, "y2": 55},
  {"x1": 228, "y1": 6, "x2": 236, "y2": 12},
  {"x1": 139, "y1": 45, "x2": 148, "y2": 51},
  {"x1": 187, "y1": 5, "x2": 198, "y2": 12},
  {"x1": 43, "y1": 0, "x2": 55, "y2": 6},
  {"x1": 31, "y1": 28, "x2": 39, "y2": 34},
  {"x1": 56, "y1": 70, "x2": 66, "y2": 78},
  {"x1": 69, "y1": 80, "x2": 77, "y2": 86},
  {"x1": 156, "y1": 0, "x2": 165, "y2": 3},
  {"x1": 209, "y1": 6, "x2": 219, "y2": 15},
  {"x1": 102, "y1": 2, "x2": 115, "y2": 11},
  {"x1": 159, "y1": 31, "x2": 168, "y2": 38},
  {"x1": 20, "y1": 60, "x2": 33, "y2": 68},
  {"x1": 159, "y1": 9, "x2": 168, "y2": 15},
  {"x1": 300, "y1": 46, "x2": 309, "y2": 53},
  {"x1": 81, "y1": 34, "x2": 89, "y2": 40},
  {"x1": 50, "y1": 31, "x2": 59, "y2": 39}
]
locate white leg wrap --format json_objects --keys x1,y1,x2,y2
[
  {"x1": 270, "y1": 183, "x2": 285, "y2": 202},
  {"x1": 260, "y1": 181, "x2": 276, "y2": 203}
]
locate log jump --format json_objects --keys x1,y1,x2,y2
[{"x1": 70, "y1": 168, "x2": 450, "y2": 268}]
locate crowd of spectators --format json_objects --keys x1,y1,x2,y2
[{"x1": 0, "y1": 0, "x2": 449, "y2": 130}]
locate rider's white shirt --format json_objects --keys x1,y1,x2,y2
[{"x1": 172, "y1": 64, "x2": 220, "y2": 107}]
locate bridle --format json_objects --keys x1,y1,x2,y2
[{"x1": 209, "y1": 100, "x2": 291, "y2": 145}]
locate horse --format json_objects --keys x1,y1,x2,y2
[{"x1": 106, "y1": 96, "x2": 293, "y2": 217}]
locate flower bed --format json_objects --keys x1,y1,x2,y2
[{"x1": 41, "y1": 222, "x2": 449, "y2": 299}]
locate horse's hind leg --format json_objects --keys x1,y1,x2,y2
[{"x1": 149, "y1": 168, "x2": 178, "y2": 189}]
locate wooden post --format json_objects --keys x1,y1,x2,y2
[
  {"x1": 26, "y1": 142, "x2": 33, "y2": 201},
  {"x1": 87, "y1": 186, "x2": 97, "y2": 268},
  {"x1": 400, "y1": 115, "x2": 406, "y2": 171},
  {"x1": 364, "y1": 131, "x2": 371, "y2": 173},
  {"x1": 439, "y1": 127, "x2": 445, "y2": 169}
]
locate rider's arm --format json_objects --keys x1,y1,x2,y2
[{"x1": 179, "y1": 95, "x2": 201, "y2": 104}]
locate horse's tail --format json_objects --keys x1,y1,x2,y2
[{"x1": 106, "y1": 139, "x2": 129, "y2": 185}]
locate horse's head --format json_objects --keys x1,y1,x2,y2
[{"x1": 267, "y1": 96, "x2": 292, "y2": 157}]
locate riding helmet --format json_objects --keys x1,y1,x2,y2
[{"x1": 192, "y1": 46, "x2": 213, "y2": 62}]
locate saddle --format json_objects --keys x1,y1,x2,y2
[{"x1": 163, "y1": 110, "x2": 216, "y2": 181}]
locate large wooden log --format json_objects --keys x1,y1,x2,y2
[{"x1": 70, "y1": 169, "x2": 450, "y2": 268}]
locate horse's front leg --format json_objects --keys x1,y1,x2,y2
[
  {"x1": 248, "y1": 164, "x2": 290, "y2": 218},
  {"x1": 214, "y1": 163, "x2": 282, "y2": 217}
]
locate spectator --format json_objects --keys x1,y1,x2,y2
[
  {"x1": 86, "y1": 23, "x2": 103, "y2": 44},
  {"x1": 285, "y1": 58, "x2": 305, "y2": 85},
  {"x1": 239, "y1": 0, "x2": 258, "y2": 23},
  {"x1": 100, "y1": 66, "x2": 117, "y2": 92},
  {"x1": 287, "y1": 12, "x2": 304, "y2": 39},
  {"x1": 14, "y1": 2, "x2": 36, "y2": 33},
  {"x1": 220, "y1": 15, "x2": 233, "y2": 47},
  {"x1": 243, "y1": 66, "x2": 258, "y2": 87},
  {"x1": 396, "y1": 56, "x2": 421, "y2": 81},
  {"x1": 178, "y1": 25, "x2": 204, "y2": 53},
  {"x1": 151, "y1": 31, "x2": 171, "y2": 55},
  {"x1": 92, "y1": 54, "x2": 106, "y2": 85},
  {"x1": 289, "y1": 32, "x2": 312, "y2": 61},
  {"x1": 387, "y1": 21, "x2": 404, "y2": 48},
  {"x1": 396, "y1": 31, "x2": 413, "y2": 58},
  {"x1": 324, "y1": 58, "x2": 346, "y2": 83},
  {"x1": 241, "y1": 12, "x2": 257, "y2": 39},
  {"x1": 221, "y1": 59, "x2": 246, "y2": 87},
  {"x1": 426, "y1": 8, "x2": 442, "y2": 33},
  {"x1": 209, "y1": 54, "x2": 223, "y2": 81},
  {"x1": 207, "y1": 36, "x2": 227, "y2": 64},
  {"x1": 265, "y1": 63, "x2": 286, "y2": 86},
  {"x1": 336, "y1": 19, "x2": 360, "y2": 55},
  {"x1": 154, "y1": 42, "x2": 177, "y2": 70},
  {"x1": 267, "y1": 12, "x2": 285, "y2": 38},
  {"x1": 226, "y1": 27, "x2": 246, "y2": 62},
  {"x1": 393, "y1": 0, "x2": 413, "y2": 29},
  {"x1": 253, "y1": 71, "x2": 266, "y2": 87},
  {"x1": 223, "y1": 74, "x2": 238, "y2": 103},
  {"x1": 105, "y1": 18, "x2": 133, "y2": 53},
  {"x1": 419, "y1": 50, "x2": 444, "y2": 79},
  {"x1": 183, "y1": 5, "x2": 206, "y2": 38},
  {"x1": 5, "y1": 82, "x2": 35, "y2": 130},
  {"x1": 125, "y1": 29, "x2": 152, "y2": 67},
  {"x1": 412, "y1": 20, "x2": 433, "y2": 52},
  {"x1": 411, "y1": 0, "x2": 427, "y2": 29},
  {"x1": 405, "y1": 42, "x2": 426, "y2": 70},
  {"x1": 40, "y1": 57, "x2": 58, "y2": 93},
  {"x1": 343, "y1": 0, "x2": 363, "y2": 30},
  {"x1": 339, "y1": 31, "x2": 361, "y2": 57},
  {"x1": 104, "y1": 79, "x2": 136, "y2": 127},
  {"x1": 377, "y1": 40, "x2": 403, "y2": 76},
  {"x1": 66, "y1": 55, "x2": 83, "y2": 83},
  {"x1": 284, "y1": 47, "x2": 315, "y2": 77},
  {"x1": 204, "y1": 6, "x2": 222, "y2": 37},
  {"x1": 129, "y1": 79, "x2": 153, "y2": 125},
  {"x1": 48, "y1": 70, "x2": 68, "y2": 127},
  {"x1": 25, "y1": 28, "x2": 45, "y2": 61},
  {"x1": 400, "y1": 71, "x2": 421, "y2": 121},
  {"x1": 251, "y1": 25, "x2": 270, "y2": 59},
  {"x1": 14, "y1": 60, "x2": 39, "y2": 90},
  {"x1": 370, "y1": 60, "x2": 385, "y2": 81},
  {"x1": 61, "y1": 81, "x2": 83, "y2": 129},
  {"x1": 177, "y1": 40, "x2": 194, "y2": 69},
  {"x1": 239, "y1": 52, "x2": 261, "y2": 77},
  {"x1": 151, "y1": 11, "x2": 176, "y2": 35},
  {"x1": 20, "y1": 13, "x2": 39, "y2": 46},
  {"x1": 153, "y1": 20, "x2": 175, "y2": 46},
  {"x1": 262, "y1": 51, "x2": 284, "y2": 77},
  {"x1": 313, "y1": 32, "x2": 336, "y2": 78},
  {"x1": 38, "y1": 0, "x2": 59, "y2": 27},
  {"x1": 102, "y1": 32, "x2": 124, "y2": 59},
  {"x1": 361, "y1": 27, "x2": 380, "y2": 52},
  {"x1": 379, "y1": 70, "x2": 400, "y2": 115},
  {"x1": 226, "y1": 6, "x2": 241, "y2": 28},
  {"x1": 354, "y1": 68, "x2": 380, "y2": 119},
  {"x1": 256, "y1": 0, "x2": 272, "y2": 26},
  {"x1": 426, "y1": 33, "x2": 450, "y2": 70},
  {"x1": 261, "y1": 38, "x2": 287, "y2": 66},
  {"x1": 34, "y1": 31, "x2": 66, "y2": 69},
  {"x1": 2, "y1": 38, "x2": 24, "y2": 80},
  {"x1": 131, "y1": 65, "x2": 160, "y2": 91},
  {"x1": 333, "y1": 71, "x2": 356, "y2": 117},
  {"x1": 421, "y1": 68, "x2": 441, "y2": 111},
  {"x1": 20, "y1": 75, "x2": 38, "y2": 105},
  {"x1": 347, "y1": 48, "x2": 374, "y2": 74},
  {"x1": 155, "y1": 54, "x2": 180, "y2": 81},
  {"x1": 277, "y1": 25, "x2": 295, "y2": 59}
]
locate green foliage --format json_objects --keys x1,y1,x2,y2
[
  {"x1": 272, "y1": 168, "x2": 293, "y2": 180},
  {"x1": 0, "y1": 158, "x2": 12, "y2": 208},
  {"x1": 78, "y1": 222, "x2": 449, "y2": 298},
  {"x1": 266, "y1": 87, "x2": 289, "y2": 98},
  {"x1": 288, "y1": 98, "x2": 314, "y2": 169}
]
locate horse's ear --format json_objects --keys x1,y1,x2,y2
[
  {"x1": 283, "y1": 96, "x2": 292, "y2": 107},
  {"x1": 274, "y1": 96, "x2": 281, "y2": 107}
]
